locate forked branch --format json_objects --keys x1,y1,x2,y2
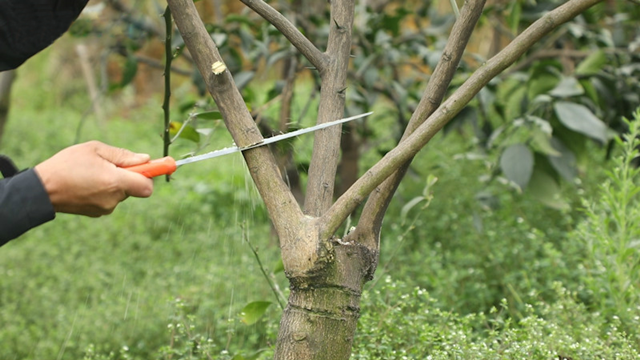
[{"x1": 320, "y1": 0, "x2": 605, "y2": 240}]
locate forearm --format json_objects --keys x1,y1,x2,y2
[{"x1": 0, "y1": 169, "x2": 55, "y2": 245}]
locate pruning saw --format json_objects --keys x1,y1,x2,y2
[{"x1": 124, "y1": 112, "x2": 373, "y2": 178}]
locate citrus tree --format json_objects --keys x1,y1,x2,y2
[{"x1": 164, "y1": 0, "x2": 611, "y2": 358}]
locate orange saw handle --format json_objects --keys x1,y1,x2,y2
[{"x1": 122, "y1": 156, "x2": 177, "y2": 178}]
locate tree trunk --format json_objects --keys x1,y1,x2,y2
[
  {"x1": 166, "y1": 0, "x2": 604, "y2": 359},
  {"x1": 0, "y1": 70, "x2": 16, "y2": 147},
  {"x1": 275, "y1": 238, "x2": 376, "y2": 360}
]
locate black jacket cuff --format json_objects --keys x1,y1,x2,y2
[{"x1": 0, "y1": 168, "x2": 55, "y2": 245}]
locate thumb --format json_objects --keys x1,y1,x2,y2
[
  {"x1": 117, "y1": 169, "x2": 154, "y2": 198},
  {"x1": 94, "y1": 142, "x2": 151, "y2": 167}
]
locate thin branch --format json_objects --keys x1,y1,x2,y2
[
  {"x1": 243, "y1": 227, "x2": 286, "y2": 310},
  {"x1": 346, "y1": 0, "x2": 487, "y2": 247},
  {"x1": 133, "y1": 54, "x2": 191, "y2": 76},
  {"x1": 167, "y1": 0, "x2": 304, "y2": 241},
  {"x1": 162, "y1": 6, "x2": 173, "y2": 182},
  {"x1": 321, "y1": 0, "x2": 604, "y2": 240},
  {"x1": 170, "y1": 115, "x2": 193, "y2": 144},
  {"x1": 239, "y1": 0, "x2": 328, "y2": 71},
  {"x1": 449, "y1": 0, "x2": 460, "y2": 19}
]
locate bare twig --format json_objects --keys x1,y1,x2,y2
[
  {"x1": 134, "y1": 54, "x2": 191, "y2": 76},
  {"x1": 322, "y1": 0, "x2": 604, "y2": 240},
  {"x1": 76, "y1": 44, "x2": 105, "y2": 125},
  {"x1": 449, "y1": 0, "x2": 460, "y2": 19},
  {"x1": 239, "y1": 0, "x2": 328, "y2": 71},
  {"x1": 162, "y1": 6, "x2": 173, "y2": 182},
  {"x1": 243, "y1": 227, "x2": 286, "y2": 310}
]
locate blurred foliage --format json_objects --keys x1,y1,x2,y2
[{"x1": 447, "y1": 0, "x2": 640, "y2": 209}]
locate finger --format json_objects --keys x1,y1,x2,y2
[
  {"x1": 94, "y1": 142, "x2": 150, "y2": 167},
  {"x1": 116, "y1": 169, "x2": 154, "y2": 198}
]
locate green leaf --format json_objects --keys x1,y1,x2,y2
[
  {"x1": 169, "y1": 121, "x2": 200, "y2": 143},
  {"x1": 225, "y1": 14, "x2": 255, "y2": 27},
  {"x1": 231, "y1": 355, "x2": 246, "y2": 360},
  {"x1": 548, "y1": 137, "x2": 577, "y2": 182},
  {"x1": 193, "y1": 111, "x2": 223, "y2": 120},
  {"x1": 234, "y1": 71, "x2": 255, "y2": 90},
  {"x1": 549, "y1": 77, "x2": 584, "y2": 98},
  {"x1": 504, "y1": 86, "x2": 527, "y2": 122},
  {"x1": 507, "y1": 0, "x2": 522, "y2": 33},
  {"x1": 178, "y1": 98, "x2": 198, "y2": 114},
  {"x1": 496, "y1": 77, "x2": 523, "y2": 106},
  {"x1": 401, "y1": 196, "x2": 425, "y2": 220},
  {"x1": 120, "y1": 56, "x2": 138, "y2": 87},
  {"x1": 531, "y1": 129, "x2": 561, "y2": 157},
  {"x1": 500, "y1": 144, "x2": 534, "y2": 189},
  {"x1": 527, "y1": 72, "x2": 559, "y2": 100},
  {"x1": 575, "y1": 50, "x2": 607, "y2": 76},
  {"x1": 273, "y1": 259, "x2": 284, "y2": 274},
  {"x1": 581, "y1": 78, "x2": 599, "y2": 104},
  {"x1": 240, "y1": 301, "x2": 272, "y2": 325},
  {"x1": 528, "y1": 170, "x2": 569, "y2": 210},
  {"x1": 553, "y1": 101, "x2": 607, "y2": 143},
  {"x1": 267, "y1": 49, "x2": 292, "y2": 68}
]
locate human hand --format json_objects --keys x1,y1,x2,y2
[{"x1": 34, "y1": 141, "x2": 154, "y2": 217}]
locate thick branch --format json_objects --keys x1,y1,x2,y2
[
  {"x1": 239, "y1": 0, "x2": 328, "y2": 71},
  {"x1": 167, "y1": 0, "x2": 304, "y2": 241},
  {"x1": 304, "y1": 0, "x2": 356, "y2": 216},
  {"x1": 321, "y1": 0, "x2": 604, "y2": 240},
  {"x1": 350, "y1": 0, "x2": 486, "y2": 247}
]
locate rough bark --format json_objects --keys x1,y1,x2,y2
[
  {"x1": 275, "y1": 242, "x2": 376, "y2": 359},
  {"x1": 0, "y1": 70, "x2": 16, "y2": 147},
  {"x1": 304, "y1": 0, "x2": 356, "y2": 216}
]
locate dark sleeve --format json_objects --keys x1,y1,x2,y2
[
  {"x1": 0, "y1": 168, "x2": 55, "y2": 246},
  {"x1": 0, "y1": 0, "x2": 90, "y2": 71}
]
